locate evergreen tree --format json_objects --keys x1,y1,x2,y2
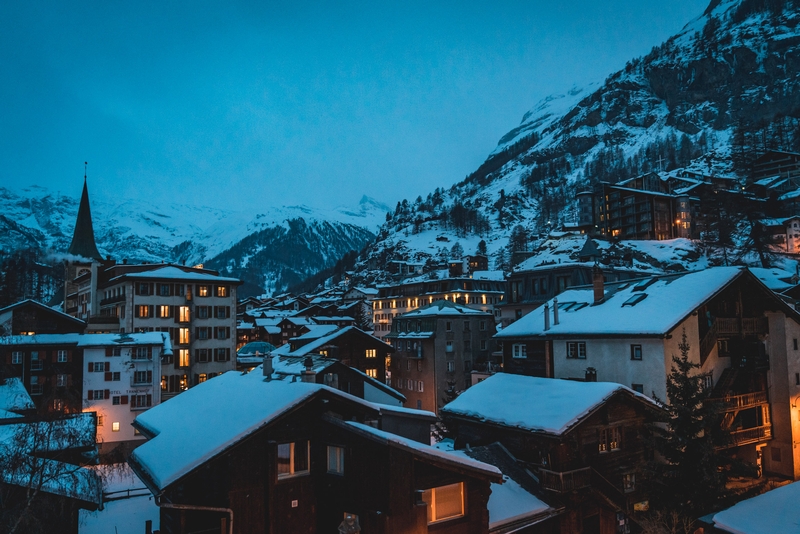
[
  {"x1": 450, "y1": 242, "x2": 464, "y2": 260},
  {"x1": 476, "y1": 240, "x2": 487, "y2": 256},
  {"x1": 647, "y1": 330, "x2": 726, "y2": 520}
]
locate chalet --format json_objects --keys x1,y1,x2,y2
[
  {"x1": 711, "y1": 480, "x2": 799, "y2": 534},
  {"x1": 496, "y1": 266, "x2": 800, "y2": 480},
  {"x1": 0, "y1": 299, "x2": 86, "y2": 336},
  {"x1": 270, "y1": 325, "x2": 392, "y2": 383},
  {"x1": 0, "y1": 377, "x2": 101, "y2": 534},
  {"x1": 129, "y1": 369, "x2": 502, "y2": 534},
  {"x1": 343, "y1": 286, "x2": 379, "y2": 303},
  {"x1": 760, "y1": 216, "x2": 800, "y2": 253},
  {"x1": 386, "y1": 301, "x2": 496, "y2": 413},
  {"x1": 752, "y1": 150, "x2": 800, "y2": 182},
  {"x1": 441, "y1": 373, "x2": 664, "y2": 534}
]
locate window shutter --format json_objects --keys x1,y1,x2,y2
[
  {"x1": 226, "y1": 348, "x2": 231, "y2": 361},
  {"x1": 121, "y1": 395, "x2": 128, "y2": 405},
  {"x1": 88, "y1": 362, "x2": 93, "y2": 372},
  {"x1": 105, "y1": 372, "x2": 112, "y2": 381},
  {"x1": 68, "y1": 350, "x2": 73, "y2": 362},
  {"x1": 195, "y1": 327, "x2": 200, "y2": 339},
  {"x1": 147, "y1": 370, "x2": 152, "y2": 383},
  {"x1": 104, "y1": 389, "x2": 110, "y2": 399},
  {"x1": 105, "y1": 362, "x2": 111, "y2": 372},
  {"x1": 174, "y1": 306, "x2": 179, "y2": 323},
  {"x1": 105, "y1": 347, "x2": 113, "y2": 357},
  {"x1": 226, "y1": 306, "x2": 231, "y2": 318},
  {"x1": 88, "y1": 390, "x2": 94, "y2": 400},
  {"x1": 67, "y1": 375, "x2": 73, "y2": 387},
  {"x1": 131, "y1": 396, "x2": 137, "y2": 408},
  {"x1": 146, "y1": 394, "x2": 152, "y2": 406},
  {"x1": 135, "y1": 306, "x2": 140, "y2": 318},
  {"x1": 226, "y1": 327, "x2": 230, "y2": 338},
  {"x1": 149, "y1": 283, "x2": 154, "y2": 295},
  {"x1": 149, "y1": 305, "x2": 154, "y2": 318}
]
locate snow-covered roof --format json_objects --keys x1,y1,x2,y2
[
  {"x1": 754, "y1": 175, "x2": 782, "y2": 187},
  {"x1": 132, "y1": 372, "x2": 363, "y2": 491},
  {"x1": 108, "y1": 265, "x2": 240, "y2": 283},
  {"x1": 496, "y1": 267, "x2": 745, "y2": 338},
  {"x1": 76, "y1": 332, "x2": 168, "y2": 347},
  {"x1": 441, "y1": 374, "x2": 657, "y2": 436},
  {"x1": 712, "y1": 481, "x2": 800, "y2": 534},
  {"x1": 293, "y1": 324, "x2": 338, "y2": 340},
  {"x1": 0, "y1": 333, "x2": 83, "y2": 345},
  {"x1": 472, "y1": 270, "x2": 505, "y2": 281},
  {"x1": 448, "y1": 449, "x2": 552, "y2": 530},
  {"x1": 402, "y1": 300, "x2": 489, "y2": 317},
  {"x1": 345, "y1": 421, "x2": 502, "y2": 479},
  {"x1": 270, "y1": 355, "x2": 339, "y2": 376},
  {"x1": 0, "y1": 377, "x2": 35, "y2": 414},
  {"x1": 0, "y1": 298, "x2": 86, "y2": 325},
  {"x1": 347, "y1": 286, "x2": 379, "y2": 296},
  {"x1": 272, "y1": 326, "x2": 382, "y2": 358},
  {"x1": 759, "y1": 217, "x2": 799, "y2": 227},
  {"x1": 778, "y1": 189, "x2": 800, "y2": 201},
  {"x1": 749, "y1": 267, "x2": 795, "y2": 291}
]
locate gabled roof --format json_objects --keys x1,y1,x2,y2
[
  {"x1": 496, "y1": 267, "x2": 765, "y2": 338},
  {"x1": 712, "y1": 480, "x2": 800, "y2": 534},
  {"x1": 402, "y1": 300, "x2": 489, "y2": 317},
  {"x1": 273, "y1": 326, "x2": 390, "y2": 358},
  {"x1": 441, "y1": 373, "x2": 659, "y2": 437},
  {"x1": 107, "y1": 265, "x2": 241, "y2": 284},
  {"x1": 0, "y1": 299, "x2": 86, "y2": 328}
]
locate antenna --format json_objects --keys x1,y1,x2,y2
[{"x1": 84, "y1": 161, "x2": 88, "y2": 181}]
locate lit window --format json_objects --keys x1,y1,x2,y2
[
  {"x1": 366, "y1": 368, "x2": 377, "y2": 379},
  {"x1": 158, "y1": 305, "x2": 171, "y2": 318},
  {"x1": 198, "y1": 285, "x2": 209, "y2": 297},
  {"x1": 112, "y1": 422, "x2": 120, "y2": 432},
  {"x1": 422, "y1": 482, "x2": 465, "y2": 524},
  {"x1": 56, "y1": 374, "x2": 67, "y2": 387},
  {"x1": 365, "y1": 349, "x2": 376, "y2": 358},
  {"x1": 327, "y1": 445, "x2": 345, "y2": 475},
  {"x1": 179, "y1": 328, "x2": 190, "y2": 344},
  {"x1": 198, "y1": 373, "x2": 207, "y2": 383},
  {"x1": 179, "y1": 349, "x2": 190, "y2": 367},
  {"x1": 446, "y1": 361, "x2": 455, "y2": 372},
  {"x1": 277, "y1": 440, "x2": 310, "y2": 479},
  {"x1": 599, "y1": 427, "x2": 622, "y2": 453},
  {"x1": 512, "y1": 344, "x2": 527, "y2": 359},
  {"x1": 137, "y1": 305, "x2": 150, "y2": 318},
  {"x1": 216, "y1": 285, "x2": 228, "y2": 297},
  {"x1": 179, "y1": 306, "x2": 190, "y2": 322}
]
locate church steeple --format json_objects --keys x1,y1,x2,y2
[{"x1": 68, "y1": 164, "x2": 103, "y2": 261}]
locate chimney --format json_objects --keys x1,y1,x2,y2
[
  {"x1": 553, "y1": 297, "x2": 559, "y2": 325},
  {"x1": 585, "y1": 367, "x2": 597, "y2": 382},
  {"x1": 543, "y1": 303, "x2": 550, "y2": 331},
  {"x1": 262, "y1": 355, "x2": 274, "y2": 379},
  {"x1": 592, "y1": 265, "x2": 605, "y2": 304},
  {"x1": 301, "y1": 356, "x2": 316, "y2": 383}
]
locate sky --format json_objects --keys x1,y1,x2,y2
[{"x1": 0, "y1": 1, "x2": 710, "y2": 212}]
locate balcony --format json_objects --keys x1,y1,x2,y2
[
  {"x1": 709, "y1": 391, "x2": 768, "y2": 412},
  {"x1": 130, "y1": 377, "x2": 153, "y2": 387},
  {"x1": 715, "y1": 317, "x2": 769, "y2": 336},
  {"x1": 99, "y1": 294, "x2": 126, "y2": 306},
  {"x1": 538, "y1": 467, "x2": 592, "y2": 493},
  {"x1": 720, "y1": 425, "x2": 772, "y2": 448}
]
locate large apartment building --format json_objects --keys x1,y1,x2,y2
[{"x1": 62, "y1": 179, "x2": 241, "y2": 398}]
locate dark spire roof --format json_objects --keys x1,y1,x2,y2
[
  {"x1": 578, "y1": 237, "x2": 600, "y2": 262},
  {"x1": 68, "y1": 178, "x2": 103, "y2": 261}
]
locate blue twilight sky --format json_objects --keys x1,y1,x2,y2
[{"x1": 0, "y1": 1, "x2": 709, "y2": 212}]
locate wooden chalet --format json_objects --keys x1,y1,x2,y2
[
  {"x1": 0, "y1": 299, "x2": 86, "y2": 335},
  {"x1": 129, "y1": 369, "x2": 502, "y2": 534},
  {"x1": 441, "y1": 373, "x2": 664, "y2": 534}
]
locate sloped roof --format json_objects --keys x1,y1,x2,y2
[
  {"x1": 108, "y1": 265, "x2": 240, "y2": 283},
  {"x1": 402, "y1": 300, "x2": 489, "y2": 317},
  {"x1": 67, "y1": 179, "x2": 103, "y2": 261},
  {"x1": 442, "y1": 373, "x2": 658, "y2": 436},
  {"x1": 496, "y1": 267, "x2": 746, "y2": 338},
  {"x1": 712, "y1": 481, "x2": 800, "y2": 534},
  {"x1": 0, "y1": 299, "x2": 86, "y2": 327}
]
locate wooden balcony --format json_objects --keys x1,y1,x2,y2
[
  {"x1": 709, "y1": 391, "x2": 769, "y2": 412},
  {"x1": 538, "y1": 467, "x2": 592, "y2": 493},
  {"x1": 715, "y1": 317, "x2": 769, "y2": 336},
  {"x1": 719, "y1": 425, "x2": 773, "y2": 449}
]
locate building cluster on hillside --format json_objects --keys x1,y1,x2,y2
[{"x1": 7, "y1": 156, "x2": 800, "y2": 534}]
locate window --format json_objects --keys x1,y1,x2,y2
[
  {"x1": 277, "y1": 441, "x2": 310, "y2": 479},
  {"x1": 479, "y1": 320, "x2": 486, "y2": 331},
  {"x1": 327, "y1": 445, "x2": 345, "y2": 475},
  {"x1": 56, "y1": 374, "x2": 67, "y2": 387},
  {"x1": 198, "y1": 373, "x2": 207, "y2": 383},
  {"x1": 179, "y1": 306, "x2": 190, "y2": 322},
  {"x1": 134, "y1": 370, "x2": 151, "y2": 384},
  {"x1": 407, "y1": 379, "x2": 414, "y2": 390},
  {"x1": 137, "y1": 305, "x2": 151, "y2": 318},
  {"x1": 29, "y1": 376, "x2": 43, "y2": 395},
  {"x1": 215, "y1": 306, "x2": 228, "y2": 319},
  {"x1": 197, "y1": 349, "x2": 209, "y2": 363},
  {"x1": 158, "y1": 305, "x2": 171, "y2": 318},
  {"x1": 794, "y1": 338, "x2": 799, "y2": 350},
  {"x1": 512, "y1": 343, "x2": 527, "y2": 359},
  {"x1": 196, "y1": 327, "x2": 209, "y2": 340},
  {"x1": 97, "y1": 415, "x2": 104, "y2": 426},
  {"x1": 215, "y1": 348, "x2": 230, "y2": 362},
  {"x1": 365, "y1": 368, "x2": 377, "y2": 379},
  {"x1": 57, "y1": 350, "x2": 68, "y2": 363},
  {"x1": 463, "y1": 321, "x2": 470, "y2": 332},
  {"x1": 446, "y1": 321, "x2": 452, "y2": 331},
  {"x1": 422, "y1": 482, "x2": 465, "y2": 524},
  {"x1": 418, "y1": 381, "x2": 424, "y2": 392},
  {"x1": 131, "y1": 394, "x2": 152, "y2": 408},
  {"x1": 566, "y1": 342, "x2": 587, "y2": 359},
  {"x1": 113, "y1": 396, "x2": 121, "y2": 405},
  {"x1": 179, "y1": 328, "x2": 190, "y2": 344},
  {"x1": 198, "y1": 285, "x2": 209, "y2": 297},
  {"x1": 216, "y1": 285, "x2": 228, "y2": 297},
  {"x1": 599, "y1": 427, "x2": 622, "y2": 453},
  {"x1": 623, "y1": 473, "x2": 636, "y2": 493},
  {"x1": 178, "y1": 349, "x2": 190, "y2": 367},
  {"x1": 480, "y1": 340, "x2": 487, "y2": 351},
  {"x1": 196, "y1": 306, "x2": 209, "y2": 319},
  {"x1": 133, "y1": 347, "x2": 151, "y2": 360},
  {"x1": 365, "y1": 349, "x2": 376, "y2": 358},
  {"x1": 11, "y1": 351, "x2": 22, "y2": 364},
  {"x1": 446, "y1": 341, "x2": 453, "y2": 353},
  {"x1": 630, "y1": 344, "x2": 642, "y2": 361},
  {"x1": 112, "y1": 422, "x2": 120, "y2": 432},
  {"x1": 112, "y1": 372, "x2": 120, "y2": 381},
  {"x1": 796, "y1": 373, "x2": 799, "y2": 386},
  {"x1": 447, "y1": 361, "x2": 455, "y2": 372},
  {"x1": 30, "y1": 351, "x2": 42, "y2": 371},
  {"x1": 158, "y1": 284, "x2": 171, "y2": 296},
  {"x1": 632, "y1": 384, "x2": 644, "y2": 394}
]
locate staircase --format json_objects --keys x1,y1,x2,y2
[{"x1": 710, "y1": 367, "x2": 739, "y2": 399}]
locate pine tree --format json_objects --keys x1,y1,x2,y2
[
  {"x1": 647, "y1": 330, "x2": 726, "y2": 519},
  {"x1": 476, "y1": 240, "x2": 488, "y2": 256}
]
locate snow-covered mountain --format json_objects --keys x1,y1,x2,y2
[
  {"x1": 0, "y1": 186, "x2": 387, "y2": 296},
  {"x1": 350, "y1": 0, "x2": 800, "y2": 284}
]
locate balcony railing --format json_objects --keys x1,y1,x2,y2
[
  {"x1": 719, "y1": 425, "x2": 773, "y2": 449},
  {"x1": 709, "y1": 391, "x2": 768, "y2": 412},
  {"x1": 715, "y1": 317, "x2": 769, "y2": 336},
  {"x1": 130, "y1": 377, "x2": 153, "y2": 387},
  {"x1": 538, "y1": 467, "x2": 592, "y2": 493}
]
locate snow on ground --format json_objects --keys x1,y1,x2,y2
[{"x1": 80, "y1": 463, "x2": 159, "y2": 534}]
